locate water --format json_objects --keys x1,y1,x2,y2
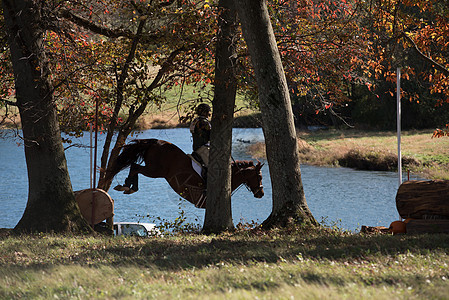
[{"x1": 0, "y1": 128, "x2": 415, "y2": 231}]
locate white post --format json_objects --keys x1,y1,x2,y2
[{"x1": 397, "y1": 67, "x2": 402, "y2": 220}]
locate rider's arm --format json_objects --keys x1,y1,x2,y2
[{"x1": 196, "y1": 119, "x2": 211, "y2": 141}]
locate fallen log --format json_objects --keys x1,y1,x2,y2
[
  {"x1": 396, "y1": 180, "x2": 449, "y2": 219},
  {"x1": 360, "y1": 225, "x2": 389, "y2": 234},
  {"x1": 406, "y1": 219, "x2": 449, "y2": 234}
]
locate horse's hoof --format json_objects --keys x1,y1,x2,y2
[
  {"x1": 124, "y1": 189, "x2": 137, "y2": 195},
  {"x1": 114, "y1": 185, "x2": 130, "y2": 192}
]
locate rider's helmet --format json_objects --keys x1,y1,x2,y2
[{"x1": 196, "y1": 103, "x2": 211, "y2": 117}]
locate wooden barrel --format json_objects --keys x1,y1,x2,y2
[
  {"x1": 396, "y1": 180, "x2": 449, "y2": 219},
  {"x1": 75, "y1": 188, "x2": 114, "y2": 225}
]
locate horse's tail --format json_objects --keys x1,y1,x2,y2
[{"x1": 104, "y1": 139, "x2": 158, "y2": 181}]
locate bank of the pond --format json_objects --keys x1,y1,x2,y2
[
  {"x1": 134, "y1": 115, "x2": 449, "y2": 181},
  {"x1": 248, "y1": 129, "x2": 449, "y2": 180},
  {"x1": 133, "y1": 112, "x2": 263, "y2": 130},
  {"x1": 1, "y1": 227, "x2": 449, "y2": 299},
  {"x1": 0, "y1": 108, "x2": 263, "y2": 130}
]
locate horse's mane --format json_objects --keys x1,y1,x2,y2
[{"x1": 233, "y1": 160, "x2": 254, "y2": 169}]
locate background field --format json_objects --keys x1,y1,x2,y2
[{"x1": 247, "y1": 129, "x2": 449, "y2": 180}]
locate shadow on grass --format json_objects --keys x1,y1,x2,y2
[
  {"x1": 99, "y1": 231, "x2": 449, "y2": 270},
  {"x1": 2, "y1": 228, "x2": 449, "y2": 273}
]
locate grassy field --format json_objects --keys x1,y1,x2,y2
[
  {"x1": 0, "y1": 84, "x2": 260, "y2": 130},
  {"x1": 1, "y1": 226, "x2": 449, "y2": 299},
  {"x1": 248, "y1": 129, "x2": 449, "y2": 180},
  {"x1": 134, "y1": 84, "x2": 261, "y2": 129}
]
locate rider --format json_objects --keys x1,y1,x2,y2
[{"x1": 190, "y1": 103, "x2": 211, "y2": 171}]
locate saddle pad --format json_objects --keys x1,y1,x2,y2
[{"x1": 187, "y1": 154, "x2": 203, "y2": 178}]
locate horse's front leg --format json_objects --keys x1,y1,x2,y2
[{"x1": 114, "y1": 163, "x2": 141, "y2": 194}]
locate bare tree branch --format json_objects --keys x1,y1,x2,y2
[
  {"x1": 401, "y1": 32, "x2": 449, "y2": 77},
  {"x1": 146, "y1": 47, "x2": 186, "y2": 92},
  {"x1": 60, "y1": 8, "x2": 170, "y2": 46},
  {"x1": 60, "y1": 9, "x2": 134, "y2": 38}
]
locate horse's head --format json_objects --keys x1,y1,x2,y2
[{"x1": 244, "y1": 161, "x2": 264, "y2": 198}]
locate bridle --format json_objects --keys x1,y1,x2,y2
[
  {"x1": 246, "y1": 171, "x2": 264, "y2": 196},
  {"x1": 231, "y1": 157, "x2": 264, "y2": 196}
]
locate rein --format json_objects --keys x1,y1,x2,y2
[{"x1": 231, "y1": 184, "x2": 245, "y2": 196}]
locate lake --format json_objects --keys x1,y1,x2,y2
[{"x1": 0, "y1": 128, "x2": 416, "y2": 231}]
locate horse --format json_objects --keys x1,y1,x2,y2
[{"x1": 103, "y1": 139, "x2": 264, "y2": 208}]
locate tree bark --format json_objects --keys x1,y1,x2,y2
[
  {"x1": 235, "y1": 0, "x2": 317, "y2": 228},
  {"x1": 203, "y1": 0, "x2": 238, "y2": 234},
  {"x1": 3, "y1": 0, "x2": 91, "y2": 233}
]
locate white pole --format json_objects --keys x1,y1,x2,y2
[{"x1": 397, "y1": 67, "x2": 402, "y2": 221}]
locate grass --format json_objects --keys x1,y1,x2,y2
[
  {"x1": 248, "y1": 129, "x2": 449, "y2": 180},
  {"x1": 1, "y1": 227, "x2": 449, "y2": 299}
]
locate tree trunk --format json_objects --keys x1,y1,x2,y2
[
  {"x1": 3, "y1": 0, "x2": 91, "y2": 233},
  {"x1": 203, "y1": 0, "x2": 238, "y2": 234},
  {"x1": 235, "y1": 0, "x2": 317, "y2": 229}
]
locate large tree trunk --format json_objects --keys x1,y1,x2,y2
[
  {"x1": 3, "y1": 0, "x2": 91, "y2": 233},
  {"x1": 203, "y1": 0, "x2": 238, "y2": 234},
  {"x1": 235, "y1": 0, "x2": 317, "y2": 228}
]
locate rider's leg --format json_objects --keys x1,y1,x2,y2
[
  {"x1": 195, "y1": 145, "x2": 209, "y2": 182},
  {"x1": 196, "y1": 145, "x2": 209, "y2": 167}
]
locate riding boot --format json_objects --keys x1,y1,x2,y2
[{"x1": 201, "y1": 166, "x2": 208, "y2": 184}]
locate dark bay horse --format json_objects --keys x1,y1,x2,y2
[{"x1": 104, "y1": 139, "x2": 264, "y2": 208}]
